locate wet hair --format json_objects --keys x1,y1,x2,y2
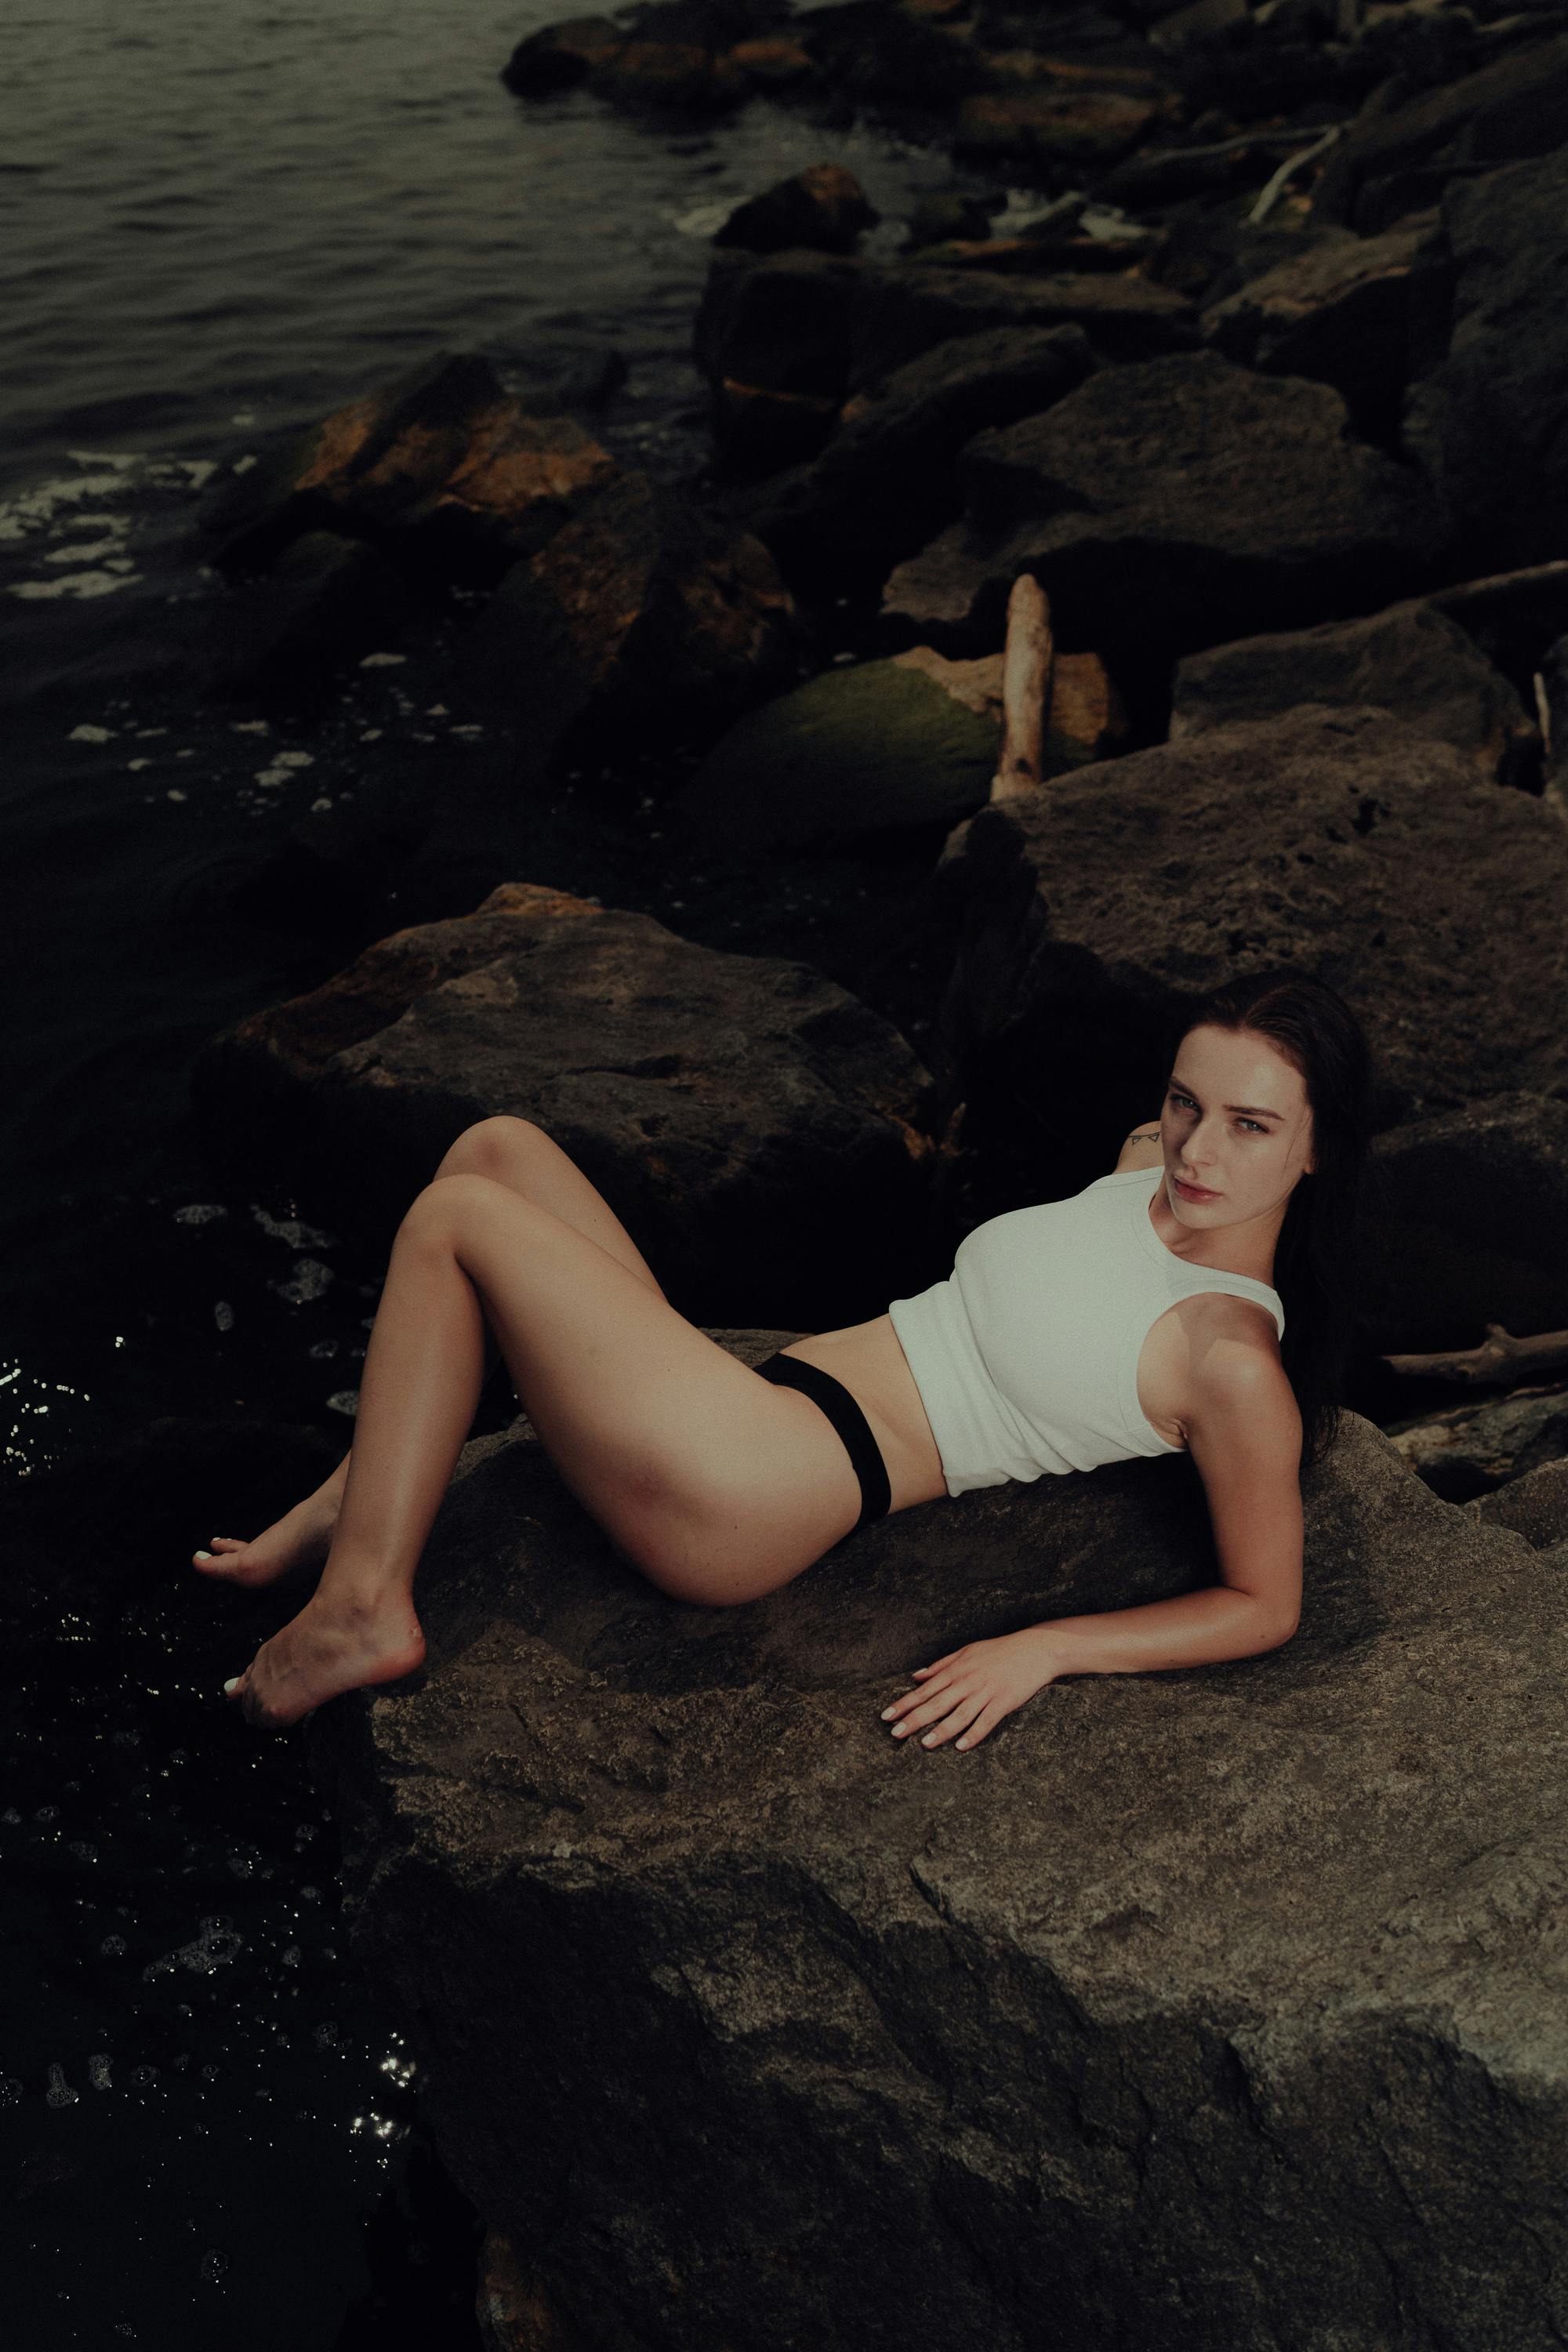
[{"x1": 1165, "y1": 968, "x2": 1375, "y2": 1471}]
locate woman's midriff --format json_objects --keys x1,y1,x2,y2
[{"x1": 777, "y1": 1314, "x2": 949, "y2": 1513}]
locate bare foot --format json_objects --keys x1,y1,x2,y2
[
  {"x1": 222, "y1": 1594, "x2": 425, "y2": 1730},
  {"x1": 192, "y1": 1475, "x2": 344, "y2": 1590}
]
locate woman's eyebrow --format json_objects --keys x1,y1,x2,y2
[{"x1": 1167, "y1": 1079, "x2": 1284, "y2": 1119}]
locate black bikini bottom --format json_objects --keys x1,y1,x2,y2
[{"x1": 754, "y1": 1349, "x2": 892, "y2": 1530}]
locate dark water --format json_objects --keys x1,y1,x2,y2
[{"x1": 0, "y1": 5, "x2": 965, "y2": 2343}]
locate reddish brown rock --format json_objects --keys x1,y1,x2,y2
[
  {"x1": 463, "y1": 469, "x2": 803, "y2": 757},
  {"x1": 954, "y1": 88, "x2": 1161, "y2": 167},
  {"x1": 203, "y1": 351, "x2": 615, "y2": 586}
]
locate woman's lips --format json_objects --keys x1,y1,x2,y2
[{"x1": 1172, "y1": 1174, "x2": 1220, "y2": 1201}]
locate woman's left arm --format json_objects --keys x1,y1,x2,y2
[{"x1": 880, "y1": 1339, "x2": 1302, "y2": 1751}]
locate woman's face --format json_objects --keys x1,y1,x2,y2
[{"x1": 1160, "y1": 1023, "x2": 1316, "y2": 1231}]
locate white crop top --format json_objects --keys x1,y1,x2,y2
[{"x1": 887, "y1": 1163, "x2": 1286, "y2": 1497}]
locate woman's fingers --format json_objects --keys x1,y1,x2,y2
[
  {"x1": 914, "y1": 1690, "x2": 988, "y2": 1749},
  {"x1": 887, "y1": 1678, "x2": 975, "y2": 1737},
  {"x1": 954, "y1": 1697, "x2": 1006, "y2": 1750},
  {"x1": 882, "y1": 1673, "x2": 954, "y2": 1724}
]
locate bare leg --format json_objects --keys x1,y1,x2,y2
[
  {"x1": 194, "y1": 1117, "x2": 664, "y2": 1589},
  {"x1": 221, "y1": 1173, "x2": 864, "y2": 1730},
  {"x1": 222, "y1": 1189, "x2": 488, "y2": 1727}
]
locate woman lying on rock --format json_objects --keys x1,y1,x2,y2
[{"x1": 200, "y1": 966, "x2": 1372, "y2": 1738}]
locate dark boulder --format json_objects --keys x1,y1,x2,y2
[
  {"x1": 1388, "y1": 1382, "x2": 1568, "y2": 1504},
  {"x1": 462, "y1": 469, "x2": 804, "y2": 760},
  {"x1": 1359, "y1": 1096, "x2": 1568, "y2": 1356},
  {"x1": 1310, "y1": 30, "x2": 1568, "y2": 227},
  {"x1": 928, "y1": 706, "x2": 1568, "y2": 1214},
  {"x1": 852, "y1": 256, "x2": 1200, "y2": 376},
  {"x1": 1468, "y1": 1455, "x2": 1568, "y2": 1549},
  {"x1": 1402, "y1": 146, "x2": 1568, "y2": 579},
  {"x1": 191, "y1": 882, "x2": 938, "y2": 1329},
  {"x1": 881, "y1": 350, "x2": 1451, "y2": 659},
  {"x1": 1168, "y1": 599, "x2": 1540, "y2": 791},
  {"x1": 1200, "y1": 210, "x2": 1440, "y2": 441},
  {"x1": 499, "y1": 14, "x2": 626, "y2": 96},
  {"x1": 736, "y1": 323, "x2": 1099, "y2": 590},
  {"x1": 692, "y1": 249, "x2": 866, "y2": 470},
  {"x1": 307, "y1": 1403, "x2": 1568, "y2": 2352},
  {"x1": 201, "y1": 351, "x2": 615, "y2": 587},
  {"x1": 712, "y1": 162, "x2": 879, "y2": 255}
]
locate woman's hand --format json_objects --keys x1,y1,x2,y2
[{"x1": 879, "y1": 1628, "x2": 1060, "y2": 1751}]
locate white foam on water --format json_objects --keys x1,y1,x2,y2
[{"x1": 10, "y1": 570, "x2": 141, "y2": 600}]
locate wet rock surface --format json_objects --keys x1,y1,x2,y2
[{"x1": 308, "y1": 1404, "x2": 1568, "y2": 2352}]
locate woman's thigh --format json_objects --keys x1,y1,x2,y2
[
  {"x1": 434, "y1": 1115, "x2": 667, "y2": 1298},
  {"x1": 420, "y1": 1175, "x2": 865, "y2": 1605}
]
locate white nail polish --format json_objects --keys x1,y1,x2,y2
[
  {"x1": 195, "y1": 1551, "x2": 212, "y2": 1560},
  {"x1": 223, "y1": 1678, "x2": 239, "y2": 1693}
]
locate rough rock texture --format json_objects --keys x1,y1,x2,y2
[
  {"x1": 1388, "y1": 1382, "x2": 1568, "y2": 1504},
  {"x1": 929, "y1": 706, "x2": 1568, "y2": 1222},
  {"x1": 1167, "y1": 600, "x2": 1540, "y2": 790},
  {"x1": 1358, "y1": 1095, "x2": 1568, "y2": 1354},
  {"x1": 189, "y1": 884, "x2": 938, "y2": 1327},
  {"x1": 462, "y1": 469, "x2": 802, "y2": 757},
  {"x1": 201, "y1": 350, "x2": 615, "y2": 586},
  {"x1": 308, "y1": 1404, "x2": 1568, "y2": 2352},
  {"x1": 735, "y1": 323, "x2": 1099, "y2": 588},
  {"x1": 1468, "y1": 1454, "x2": 1568, "y2": 1550},
  {"x1": 673, "y1": 657, "x2": 1001, "y2": 851},
  {"x1": 1402, "y1": 146, "x2": 1568, "y2": 579},
  {"x1": 1200, "y1": 211, "x2": 1439, "y2": 439},
  {"x1": 881, "y1": 352, "x2": 1451, "y2": 658}
]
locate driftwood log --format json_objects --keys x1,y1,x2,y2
[
  {"x1": 989, "y1": 573, "x2": 1053, "y2": 803},
  {"x1": 1382, "y1": 1322, "x2": 1568, "y2": 1386}
]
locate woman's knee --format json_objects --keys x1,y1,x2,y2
[
  {"x1": 400, "y1": 1170, "x2": 511, "y2": 1244},
  {"x1": 434, "y1": 1114, "x2": 543, "y2": 1183}
]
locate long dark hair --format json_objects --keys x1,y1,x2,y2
[{"x1": 1165, "y1": 968, "x2": 1375, "y2": 1471}]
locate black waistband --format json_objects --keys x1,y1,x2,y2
[{"x1": 753, "y1": 1352, "x2": 891, "y2": 1527}]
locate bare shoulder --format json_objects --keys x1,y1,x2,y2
[{"x1": 1174, "y1": 1293, "x2": 1299, "y2": 1450}]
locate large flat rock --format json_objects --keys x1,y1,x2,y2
[{"x1": 310, "y1": 1399, "x2": 1568, "y2": 2352}]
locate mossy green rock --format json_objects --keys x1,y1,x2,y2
[{"x1": 675, "y1": 657, "x2": 997, "y2": 850}]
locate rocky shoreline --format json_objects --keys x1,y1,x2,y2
[{"x1": 158, "y1": 1, "x2": 1568, "y2": 2339}]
